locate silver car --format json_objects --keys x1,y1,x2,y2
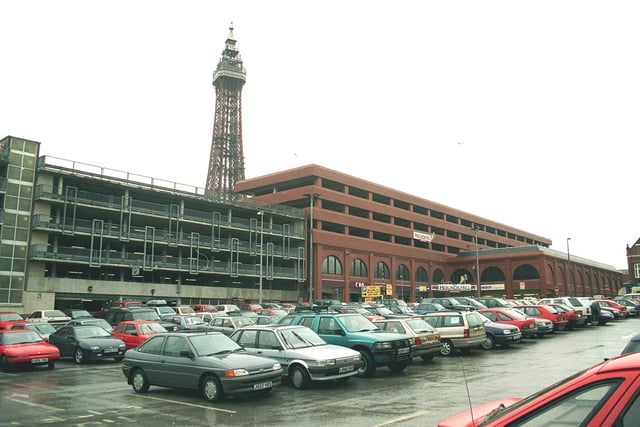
[{"x1": 230, "y1": 325, "x2": 362, "y2": 389}]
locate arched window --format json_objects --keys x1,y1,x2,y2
[
  {"x1": 433, "y1": 269, "x2": 445, "y2": 284},
  {"x1": 349, "y1": 259, "x2": 368, "y2": 277},
  {"x1": 374, "y1": 262, "x2": 390, "y2": 280},
  {"x1": 415, "y1": 267, "x2": 428, "y2": 283},
  {"x1": 322, "y1": 255, "x2": 343, "y2": 275},
  {"x1": 396, "y1": 264, "x2": 410, "y2": 281},
  {"x1": 513, "y1": 264, "x2": 540, "y2": 280}
]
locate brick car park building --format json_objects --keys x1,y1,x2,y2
[{"x1": 235, "y1": 164, "x2": 623, "y2": 303}]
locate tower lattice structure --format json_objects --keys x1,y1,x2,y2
[{"x1": 205, "y1": 24, "x2": 247, "y2": 196}]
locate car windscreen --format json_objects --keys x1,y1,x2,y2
[
  {"x1": 280, "y1": 327, "x2": 326, "y2": 348},
  {"x1": 75, "y1": 326, "x2": 111, "y2": 338},
  {"x1": 406, "y1": 318, "x2": 436, "y2": 333},
  {"x1": 189, "y1": 334, "x2": 242, "y2": 356},
  {"x1": 1, "y1": 331, "x2": 42, "y2": 344}
]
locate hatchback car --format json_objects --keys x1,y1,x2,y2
[
  {"x1": 475, "y1": 311, "x2": 522, "y2": 350},
  {"x1": 122, "y1": 332, "x2": 283, "y2": 402},
  {"x1": 513, "y1": 304, "x2": 569, "y2": 331},
  {"x1": 111, "y1": 320, "x2": 167, "y2": 349},
  {"x1": 208, "y1": 315, "x2": 255, "y2": 335},
  {"x1": 48, "y1": 325, "x2": 126, "y2": 363},
  {"x1": 423, "y1": 311, "x2": 486, "y2": 356},
  {"x1": 27, "y1": 310, "x2": 71, "y2": 326},
  {"x1": 0, "y1": 329, "x2": 60, "y2": 371},
  {"x1": 230, "y1": 325, "x2": 362, "y2": 389},
  {"x1": 11, "y1": 322, "x2": 57, "y2": 340},
  {"x1": 439, "y1": 352, "x2": 640, "y2": 426},
  {"x1": 0, "y1": 312, "x2": 27, "y2": 330},
  {"x1": 477, "y1": 308, "x2": 538, "y2": 339},
  {"x1": 373, "y1": 317, "x2": 442, "y2": 361}
]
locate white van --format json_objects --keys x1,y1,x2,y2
[{"x1": 538, "y1": 296, "x2": 591, "y2": 318}]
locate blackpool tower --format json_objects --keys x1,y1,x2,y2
[{"x1": 205, "y1": 23, "x2": 247, "y2": 196}]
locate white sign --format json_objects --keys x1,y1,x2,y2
[
  {"x1": 432, "y1": 283, "x2": 474, "y2": 291},
  {"x1": 413, "y1": 231, "x2": 435, "y2": 242}
]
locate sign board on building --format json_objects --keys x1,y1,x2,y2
[
  {"x1": 413, "y1": 231, "x2": 435, "y2": 242},
  {"x1": 362, "y1": 286, "x2": 382, "y2": 298},
  {"x1": 480, "y1": 283, "x2": 506, "y2": 291},
  {"x1": 432, "y1": 283, "x2": 474, "y2": 292}
]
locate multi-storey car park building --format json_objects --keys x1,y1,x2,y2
[
  {"x1": 0, "y1": 136, "x2": 306, "y2": 314},
  {"x1": 234, "y1": 164, "x2": 623, "y2": 303}
]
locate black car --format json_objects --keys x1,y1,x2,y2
[
  {"x1": 476, "y1": 311, "x2": 522, "y2": 349},
  {"x1": 122, "y1": 332, "x2": 283, "y2": 402},
  {"x1": 412, "y1": 302, "x2": 447, "y2": 315},
  {"x1": 105, "y1": 307, "x2": 177, "y2": 331},
  {"x1": 420, "y1": 297, "x2": 474, "y2": 312},
  {"x1": 48, "y1": 325, "x2": 126, "y2": 363},
  {"x1": 62, "y1": 309, "x2": 94, "y2": 320}
]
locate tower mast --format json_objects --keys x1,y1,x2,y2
[{"x1": 205, "y1": 23, "x2": 247, "y2": 196}]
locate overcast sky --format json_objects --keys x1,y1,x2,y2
[{"x1": 1, "y1": 1, "x2": 638, "y2": 270}]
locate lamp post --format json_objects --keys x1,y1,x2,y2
[
  {"x1": 474, "y1": 225, "x2": 481, "y2": 297},
  {"x1": 257, "y1": 211, "x2": 264, "y2": 304},
  {"x1": 303, "y1": 193, "x2": 320, "y2": 303},
  {"x1": 566, "y1": 237, "x2": 571, "y2": 297}
]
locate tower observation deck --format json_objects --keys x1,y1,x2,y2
[{"x1": 205, "y1": 23, "x2": 247, "y2": 196}]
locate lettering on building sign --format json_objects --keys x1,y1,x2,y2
[
  {"x1": 413, "y1": 231, "x2": 435, "y2": 242},
  {"x1": 432, "y1": 283, "x2": 474, "y2": 291}
]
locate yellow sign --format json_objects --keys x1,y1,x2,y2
[{"x1": 362, "y1": 286, "x2": 381, "y2": 298}]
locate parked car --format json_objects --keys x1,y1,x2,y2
[
  {"x1": 544, "y1": 303, "x2": 587, "y2": 329},
  {"x1": 621, "y1": 333, "x2": 640, "y2": 355},
  {"x1": 452, "y1": 297, "x2": 488, "y2": 310},
  {"x1": 0, "y1": 329, "x2": 60, "y2": 371},
  {"x1": 477, "y1": 308, "x2": 538, "y2": 339},
  {"x1": 197, "y1": 312, "x2": 220, "y2": 324},
  {"x1": 214, "y1": 304, "x2": 242, "y2": 314},
  {"x1": 338, "y1": 306, "x2": 385, "y2": 321},
  {"x1": 149, "y1": 305, "x2": 177, "y2": 320},
  {"x1": 421, "y1": 297, "x2": 474, "y2": 311},
  {"x1": 169, "y1": 315, "x2": 216, "y2": 332},
  {"x1": 538, "y1": 296, "x2": 591, "y2": 321},
  {"x1": 122, "y1": 331, "x2": 283, "y2": 402},
  {"x1": 208, "y1": 315, "x2": 255, "y2": 335},
  {"x1": 412, "y1": 302, "x2": 448, "y2": 315},
  {"x1": 62, "y1": 309, "x2": 94, "y2": 320},
  {"x1": 422, "y1": 311, "x2": 486, "y2": 356},
  {"x1": 174, "y1": 306, "x2": 197, "y2": 316},
  {"x1": 48, "y1": 325, "x2": 126, "y2": 364},
  {"x1": 27, "y1": 310, "x2": 71, "y2": 327},
  {"x1": 111, "y1": 320, "x2": 167, "y2": 349},
  {"x1": 66, "y1": 317, "x2": 113, "y2": 332},
  {"x1": 105, "y1": 307, "x2": 177, "y2": 331},
  {"x1": 531, "y1": 316, "x2": 555, "y2": 337},
  {"x1": 238, "y1": 303, "x2": 263, "y2": 312},
  {"x1": 438, "y1": 352, "x2": 640, "y2": 427},
  {"x1": 363, "y1": 304, "x2": 409, "y2": 319},
  {"x1": 614, "y1": 298, "x2": 640, "y2": 316},
  {"x1": 0, "y1": 312, "x2": 26, "y2": 330},
  {"x1": 230, "y1": 324, "x2": 362, "y2": 389},
  {"x1": 595, "y1": 300, "x2": 628, "y2": 318},
  {"x1": 253, "y1": 315, "x2": 281, "y2": 325},
  {"x1": 11, "y1": 322, "x2": 57, "y2": 340},
  {"x1": 475, "y1": 311, "x2": 522, "y2": 350},
  {"x1": 191, "y1": 304, "x2": 218, "y2": 313},
  {"x1": 475, "y1": 297, "x2": 511, "y2": 308},
  {"x1": 513, "y1": 304, "x2": 568, "y2": 331},
  {"x1": 255, "y1": 308, "x2": 288, "y2": 318},
  {"x1": 373, "y1": 317, "x2": 441, "y2": 361},
  {"x1": 277, "y1": 310, "x2": 413, "y2": 377}
]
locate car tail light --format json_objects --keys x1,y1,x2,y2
[
  {"x1": 414, "y1": 337, "x2": 423, "y2": 345},
  {"x1": 463, "y1": 328, "x2": 470, "y2": 338}
]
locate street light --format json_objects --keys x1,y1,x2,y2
[
  {"x1": 303, "y1": 193, "x2": 320, "y2": 303},
  {"x1": 257, "y1": 211, "x2": 264, "y2": 304},
  {"x1": 567, "y1": 237, "x2": 571, "y2": 297},
  {"x1": 473, "y1": 225, "x2": 481, "y2": 297}
]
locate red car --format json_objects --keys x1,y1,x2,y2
[
  {"x1": 0, "y1": 329, "x2": 60, "y2": 371},
  {"x1": 545, "y1": 303, "x2": 587, "y2": 329},
  {"x1": 596, "y1": 300, "x2": 628, "y2": 318},
  {"x1": 477, "y1": 308, "x2": 538, "y2": 338},
  {"x1": 111, "y1": 320, "x2": 167, "y2": 349},
  {"x1": 191, "y1": 304, "x2": 218, "y2": 313},
  {"x1": 513, "y1": 305, "x2": 569, "y2": 331},
  {"x1": 0, "y1": 312, "x2": 27, "y2": 330},
  {"x1": 439, "y1": 352, "x2": 640, "y2": 426}
]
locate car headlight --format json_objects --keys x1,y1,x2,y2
[
  {"x1": 315, "y1": 359, "x2": 336, "y2": 367},
  {"x1": 90, "y1": 346, "x2": 100, "y2": 351},
  {"x1": 225, "y1": 369, "x2": 249, "y2": 377},
  {"x1": 503, "y1": 329, "x2": 512, "y2": 335},
  {"x1": 119, "y1": 344, "x2": 126, "y2": 349},
  {"x1": 272, "y1": 363, "x2": 281, "y2": 371},
  {"x1": 374, "y1": 341, "x2": 393, "y2": 350}
]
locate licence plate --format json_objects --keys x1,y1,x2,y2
[
  {"x1": 339, "y1": 365, "x2": 354, "y2": 373},
  {"x1": 398, "y1": 347, "x2": 410, "y2": 354},
  {"x1": 31, "y1": 358, "x2": 48, "y2": 364},
  {"x1": 253, "y1": 381, "x2": 272, "y2": 391},
  {"x1": 104, "y1": 348, "x2": 117, "y2": 353}
]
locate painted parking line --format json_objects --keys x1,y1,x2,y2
[
  {"x1": 129, "y1": 393, "x2": 237, "y2": 414},
  {"x1": 376, "y1": 410, "x2": 429, "y2": 427},
  {"x1": 7, "y1": 396, "x2": 64, "y2": 412}
]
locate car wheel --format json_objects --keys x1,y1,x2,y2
[
  {"x1": 47, "y1": 361, "x2": 55, "y2": 369},
  {"x1": 482, "y1": 335, "x2": 496, "y2": 350},
  {"x1": 290, "y1": 365, "x2": 311, "y2": 390},
  {"x1": 388, "y1": 360, "x2": 409, "y2": 372},
  {"x1": 74, "y1": 348, "x2": 85, "y2": 364},
  {"x1": 131, "y1": 369, "x2": 150, "y2": 393},
  {"x1": 440, "y1": 339, "x2": 455, "y2": 356},
  {"x1": 420, "y1": 354, "x2": 434, "y2": 362},
  {"x1": 1, "y1": 355, "x2": 10, "y2": 372},
  {"x1": 356, "y1": 349, "x2": 376, "y2": 378},
  {"x1": 201, "y1": 374, "x2": 224, "y2": 402}
]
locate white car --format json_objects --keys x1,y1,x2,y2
[
  {"x1": 538, "y1": 297, "x2": 591, "y2": 319},
  {"x1": 214, "y1": 304, "x2": 241, "y2": 314},
  {"x1": 27, "y1": 310, "x2": 71, "y2": 325}
]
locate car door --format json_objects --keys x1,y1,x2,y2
[
  {"x1": 54, "y1": 327, "x2": 77, "y2": 356},
  {"x1": 255, "y1": 330, "x2": 286, "y2": 365},
  {"x1": 316, "y1": 316, "x2": 348, "y2": 347},
  {"x1": 159, "y1": 335, "x2": 198, "y2": 388}
]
